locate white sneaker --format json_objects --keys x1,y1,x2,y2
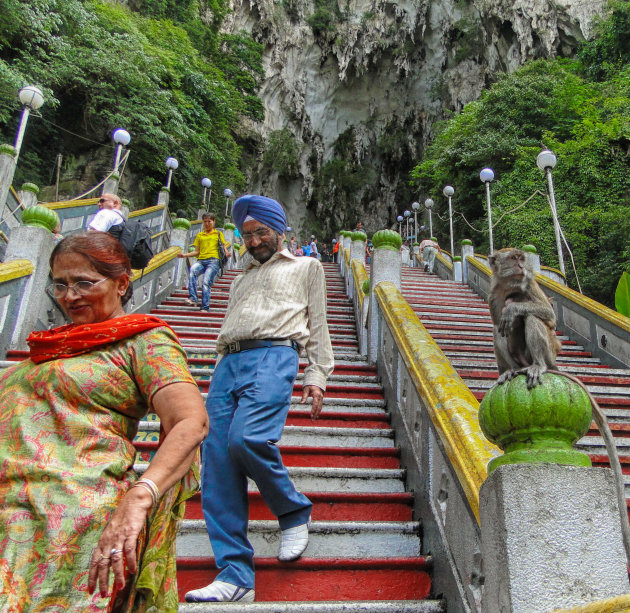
[
  {"x1": 277, "y1": 517, "x2": 311, "y2": 562},
  {"x1": 184, "y1": 580, "x2": 255, "y2": 603}
]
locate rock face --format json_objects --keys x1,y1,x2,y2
[{"x1": 224, "y1": 0, "x2": 605, "y2": 238}]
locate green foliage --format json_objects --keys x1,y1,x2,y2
[
  {"x1": 411, "y1": 10, "x2": 630, "y2": 307},
  {"x1": 263, "y1": 128, "x2": 299, "y2": 178},
  {"x1": 0, "y1": 0, "x2": 263, "y2": 214},
  {"x1": 307, "y1": 0, "x2": 340, "y2": 36},
  {"x1": 615, "y1": 272, "x2": 630, "y2": 316},
  {"x1": 578, "y1": 0, "x2": 630, "y2": 81}
]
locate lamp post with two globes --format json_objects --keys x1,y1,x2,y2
[
  {"x1": 537, "y1": 150, "x2": 565, "y2": 275},
  {"x1": 404, "y1": 210, "x2": 411, "y2": 241},
  {"x1": 412, "y1": 201, "x2": 420, "y2": 240},
  {"x1": 112, "y1": 129, "x2": 131, "y2": 175},
  {"x1": 397, "y1": 215, "x2": 403, "y2": 235}
]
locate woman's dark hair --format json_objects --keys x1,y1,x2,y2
[{"x1": 50, "y1": 232, "x2": 134, "y2": 305}]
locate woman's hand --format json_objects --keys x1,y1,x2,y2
[{"x1": 87, "y1": 486, "x2": 153, "y2": 598}]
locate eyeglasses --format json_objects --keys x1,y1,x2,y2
[
  {"x1": 46, "y1": 278, "x2": 108, "y2": 298},
  {"x1": 242, "y1": 228, "x2": 271, "y2": 241},
  {"x1": 98, "y1": 198, "x2": 110, "y2": 204}
]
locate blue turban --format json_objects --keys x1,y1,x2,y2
[{"x1": 232, "y1": 195, "x2": 287, "y2": 235}]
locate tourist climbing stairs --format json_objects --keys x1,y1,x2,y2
[
  {"x1": 400, "y1": 267, "x2": 630, "y2": 515},
  {"x1": 140, "y1": 262, "x2": 445, "y2": 610}
]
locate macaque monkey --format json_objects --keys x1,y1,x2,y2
[{"x1": 488, "y1": 248, "x2": 561, "y2": 388}]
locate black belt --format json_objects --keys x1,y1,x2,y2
[{"x1": 224, "y1": 339, "x2": 299, "y2": 355}]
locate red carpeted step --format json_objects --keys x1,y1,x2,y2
[
  {"x1": 183, "y1": 492, "x2": 414, "y2": 521},
  {"x1": 176, "y1": 557, "x2": 432, "y2": 602}
]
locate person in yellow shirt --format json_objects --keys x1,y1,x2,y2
[{"x1": 178, "y1": 213, "x2": 230, "y2": 311}]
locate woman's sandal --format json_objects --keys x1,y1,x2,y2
[{"x1": 184, "y1": 298, "x2": 198, "y2": 306}]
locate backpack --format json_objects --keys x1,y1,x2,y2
[{"x1": 108, "y1": 218, "x2": 154, "y2": 269}]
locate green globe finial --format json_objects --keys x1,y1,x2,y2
[
  {"x1": 478, "y1": 373, "x2": 592, "y2": 473},
  {"x1": 21, "y1": 205, "x2": 60, "y2": 233},
  {"x1": 522, "y1": 244, "x2": 537, "y2": 254},
  {"x1": 173, "y1": 218, "x2": 191, "y2": 230},
  {"x1": 351, "y1": 231, "x2": 367, "y2": 242},
  {"x1": 372, "y1": 229, "x2": 402, "y2": 251}
]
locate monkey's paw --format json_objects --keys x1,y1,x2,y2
[
  {"x1": 522, "y1": 365, "x2": 545, "y2": 389},
  {"x1": 496, "y1": 370, "x2": 516, "y2": 385},
  {"x1": 498, "y1": 314, "x2": 514, "y2": 338}
]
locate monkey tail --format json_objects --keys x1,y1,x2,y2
[{"x1": 548, "y1": 369, "x2": 630, "y2": 565}]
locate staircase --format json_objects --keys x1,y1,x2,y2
[
  {"x1": 140, "y1": 263, "x2": 445, "y2": 611},
  {"x1": 400, "y1": 267, "x2": 630, "y2": 515}
]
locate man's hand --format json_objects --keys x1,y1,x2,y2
[{"x1": 300, "y1": 385, "x2": 324, "y2": 420}]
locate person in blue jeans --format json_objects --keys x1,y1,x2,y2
[
  {"x1": 184, "y1": 195, "x2": 334, "y2": 604},
  {"x1": 178, "y1": 213, "x2": 230, "y2": 311}
]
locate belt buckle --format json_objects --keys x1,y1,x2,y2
[{"x1": 228, "y1": 341, "x2": 240, "y2": 354}]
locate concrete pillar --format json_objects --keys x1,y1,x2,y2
[
  {"x1": 0, "y1": 146, "x2": 18, "y2": 226},
  {"x1": 101, "y1": 172, "x2": 120, "y2": 195},
  {"x1": 522, "y1": 244, "x2": 541, "y2": 273},
  {"x1": 157, "y1": 187, "x2": 170, "y2": 207},
  {"x1": 461, "y1": 240, "x2": 474, "y2": 283},
  {"x1": 17, "y1": 183, "x2": 39, "y2": 208},
  {"x1": 480, "y1": 464, "x2": 629, "y2": 613},
  {"x1": 368, "y1": 230, "x2": 402, "y2": 364},
  {"x1": 453, "y1": 256, "x2": 463, "y2": 283},
  {"x1": 412, "y1": 244, "x2": 420, "y2": 267},
  {"x1": 400, "y1": 245, "x2": 410, "y2": 267},
  {"x1": 222, "y1": 227, "x2": 235, "y2": 270},
  {"x1": 348, "y1": 234, "x2": 366, "y2": 299},
  {"x1": 170, "y1": 226, "x2": 191, "y2": 287},
  {"x1": 5, "y1": 225, "x2": 55, "y2": 349}
]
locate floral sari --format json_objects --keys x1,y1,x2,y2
[{"x1": 0, "y1": 323, "x2": 198, "y2": 612}]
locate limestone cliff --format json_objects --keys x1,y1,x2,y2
[{"x1": 224, "y1": 0, "x2": 606, "y2": 237}]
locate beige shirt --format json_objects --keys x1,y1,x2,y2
[{"x1": 216, "y1": 249, "x2": 334, "y2": 390}]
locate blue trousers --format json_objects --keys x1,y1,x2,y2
[
  {"x1": 189, "y1": 258, "x2": 220, "y2": 309},
  {"x1": 201, "y1": 346, "x2": 312, "y2": 588}
]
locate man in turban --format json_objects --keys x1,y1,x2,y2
[{"x1": 186, "y1": 195, "x2": 334, "y2": 603}]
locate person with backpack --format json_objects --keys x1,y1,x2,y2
[
  {"x1": 178, "y1": 213, "x2": 230, "y2": 312},
  {"x1": 89, "y1": 194, "x2": 155, "y2": 270},
  {"x1": 87, "y1": 194, "x2": 125, "y2": 234}
]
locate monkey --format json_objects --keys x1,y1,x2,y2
[
  {"x1": 488, "y1": 248, "x2": 561, "y2": 389},
  {"x1": 488, "y1": 248, "x2": 630, "y2": 563}
]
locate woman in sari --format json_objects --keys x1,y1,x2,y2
[{"x1": 0, "y1": 232, "x2": 208, "y2": 612}]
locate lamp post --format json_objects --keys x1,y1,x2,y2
[
  {"x1": 412, "y1": 201, "x2": 420, "y2": 241},
  {"x1": 480, "y1": 167, "x2": 495, "y2": 254},
  {"x1": 537, "y1": 150, "x2": 565, "y2": 275},
  {"x1": 397, "y1": 215, "x2": 403, "y2": 235},
  {"x1": 14, "y1": 86, "x2": 45, "y2": 159},
  {"x1": 201, "y1": 177, "x2": 212, "y2": 205},
  {"x1": 424, "y1": 198, "x2": 434, "y2": 237},
  {"x1": 443, "y1": 185, "x2": 455, "y2": 258},
  {"x1": 165, "y1": 157, "x2": 178, "y2": 189},
  {"x1": 224, "y1": 188, "x2": 233, "y2": 219},
  {"x1": 404, "y1": 210, "x2": 411, "y2": 241},
  {"x1": 112, "y1": 129, "x2": 131, "y2": 174}
]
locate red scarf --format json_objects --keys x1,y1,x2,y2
[{"x1": 27, "y1": 314, "x2": 176, "y2": 364}]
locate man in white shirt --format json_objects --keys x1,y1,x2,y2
[
  {"x1": 309, "y1": 237, "x2": 319, "y2": 260},
  {"x1": 185, "y1": 195, "x2": 334, "y2": 604},
  {"x1": 87, "y1": 193, "x2": 125, "y2": 233}
]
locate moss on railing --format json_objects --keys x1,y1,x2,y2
[
  {"x1": 351, "y1": 259, "x2": 368, "y2": 309},
  {"x1": 375, "y1": 281, "x2": 500, "y2": 522},
  {"x1": 0, "y1": 259, "x2": 34, "y2": 283}
]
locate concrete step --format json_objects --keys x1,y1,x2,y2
[
  {"x1": 135, "y1": 463, "x2": 406, "y2": 493},
  {"x1": 176, "y1": 520, "x2": 421, "y2": 559},
  {"x1": 176, "y1": 557, "x2": 434, "y2": 604}
]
